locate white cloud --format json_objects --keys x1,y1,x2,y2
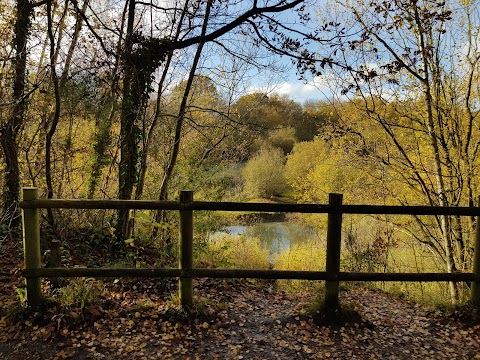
[{"x1": 247, "y1": 76, "x2": 336, "y2": 103}]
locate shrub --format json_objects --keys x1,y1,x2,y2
[
  {"x1": 52, "y1": 278, "x2": 102, "y2": 310},
  {"x1": 274, "y1": 240, "x2": 326, "y2": 292},
  {"x1": 195, "y1": 233, "x2": 269, "y2": 270},
  {"x1": 243, "y1": 146, "x2": 289, "y2": 198},
  {"x1": 268, "y1": 127, "x2": 297, "y2": 154}
]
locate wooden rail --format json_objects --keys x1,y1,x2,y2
[{"x1": 20, "y1": 187, "x2": 480, "y2": 309}]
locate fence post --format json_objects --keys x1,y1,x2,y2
[
  {"x1": 471, "y1": 197, "x2": 480, "y2": 306},
  {"x1": 22, "y1": 187, "x2": 42, "y2": 306},
  {"x1": 179, "y1": 190, "x2": 193, "y2": 310},
  {"x1": 324, "y1": 193, "x2": 343, "y2": 309}
]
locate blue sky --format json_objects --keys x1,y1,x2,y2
[
  {"x1": 169, "y1": 0, "x2": 334, "y2": 105},
  {"x1": 242, "y1": 1, "x2": 333, "y2": 104}
]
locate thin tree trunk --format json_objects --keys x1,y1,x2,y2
[
  {"x1": 86, "y1": 0, "x2": 127, "y2": 199},
  {"x1": 413, "y1": 3, "x2": 457, "y2": 302},
  {"x1": 0, "y1": 0, "x2": 32, "y2": 228},
  {"x1": 135, "y1": 0, "x2": 189, "y2": 200},
  {"x1": 45, "y1": 0, "x2": 62, "y2": 232},
  {"x1": 52, "y1": 0, "x2": 70, "y2": 66},
  {"x1": 60, "y1": 0, "x2": 89, "y2": 86},
  {"x1": 153, "y1": 0, "x2": 213, "y2": 253}
]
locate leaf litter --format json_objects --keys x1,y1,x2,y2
[
  {"x1": 0, "y1": 237, "x2": 479, "y2": 359},
  {"x1": 1, "y1": 276, "x2": 479, "y2": 360}
]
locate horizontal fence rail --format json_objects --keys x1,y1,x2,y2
[
  {"x1": 22, "y1": 268, "x2": 480, "y2": 282},
  {"x1": 19, "y1": 199, "x2": 480, "y2": 216},
  {"x1": 19, "y1": 187, "x2": 480, "y2": 309}
]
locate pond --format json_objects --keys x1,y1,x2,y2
[{"x1": 213, "y1": 221, "x2": 320, "y2": 261}]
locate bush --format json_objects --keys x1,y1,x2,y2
[
  {"x1": 274, "y1": 240, "x2": 326, "y2": 292},
  {"x1": 52, "y1": 278, "x2": 103, "y2": 310},
  {"x1": 243, "y1": 146, "x2": 289, "y2": 198},
  {"x1": 268, "y1": 127, "x2": 297, "y2": 154},
  {"x1": 195, "y1": 233, "x2": 269, "y2": 270}
]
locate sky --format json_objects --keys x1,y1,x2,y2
[
  {"x1": 147, "y1": 0, "x2": 337, "y2": 105},
  {"x1": 248, "y1": 76, "x2": 335, "y2": 104},
  {"x1": 241, "y1": 1, "x2": 334, "y2": 104}
]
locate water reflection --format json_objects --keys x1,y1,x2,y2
[{"x1": 213, "y1": 222, "x2": 319, "y2": 260}]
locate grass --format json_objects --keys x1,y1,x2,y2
[
  {"x1": 374, "y1": 244, "x2": 455, "y2": 306},
  {"x1": 195, "y1": 233, "x2": 270, "y2": 270},
  {"x1": 273, "y1": 240, "x2": 326, "y2": 292},
  {"x1": 197, "y1": 222, "x2": 469, "y2": 306},
  {"x1": 262, "y1": 226, "x2": 469, "y2": 306}
]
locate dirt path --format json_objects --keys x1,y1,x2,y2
[{"x1": 1, "y1": 277, "x2": 479, "y2": 360}]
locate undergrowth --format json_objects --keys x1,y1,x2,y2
[{"x1": 195, "y1": 233, "x2": 270, "y2": 270}]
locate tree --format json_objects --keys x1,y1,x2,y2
[
  {"x1": 243, "y1": 146, "x2": 289, "y2": 198},
  {"x1": 110, "y1": 0, "x2": 317, "y2": 247},
  {"x1": 86, "y1": 0, "x2": 126, "y2": 199},
  {"x1": 235, "y1": 93, "x2": 311, "y2": 137},
  {"x1": 307, "y1": 0, "x2": 480, "y2": 302},
  {"x1": 2, "y1": 0, "x2": 347, "y2": 255},
  {"x1": 0, "y1": 0, "x2": 34, "y2": 228},
  {"x1": 285, "y1": 134, "x2": 378, "y2": 204}
]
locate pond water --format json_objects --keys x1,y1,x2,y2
[{"x1": 213, "y1": 221, "x2": 320, "y2": 261}]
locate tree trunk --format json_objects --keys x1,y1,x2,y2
[
  {"x1": 44, "y1": 0, "x2": 62, "y2": 233},
  {"x1": 1, "y1": 0, "x2": 32, "y2": 228},
  {"x1": 413, "y1": 3, "x2": 457, "y2": 302},
  {"x1": 153, "y1": 0, "x2": 213, "y2": 254},
  {"x1": 86, "y1": 0, "x2": 127, "y2": 199},
  {"x1": 115, "y1": 0, "x2": 140, "y2": 248},
  {"x1": 60, "y1": 0, "x2": 89, "y2": 86},
  {"x1": 135, "y1": 0, "x2": 190, "y2": 201},
  {"x1": 0, "y1": 126, "x2": 21, "y2": 227}
]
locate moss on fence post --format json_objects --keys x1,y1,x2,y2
[{"x1": 22, "y1": 187, "x2": 42, "y2": 306}]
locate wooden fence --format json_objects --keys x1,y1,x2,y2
[{"x1": 20, "y1": 187, "x2": 480, "y2": 309}]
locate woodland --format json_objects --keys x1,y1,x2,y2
[{"x1": 1, "y1": 0, "x2": 480, "y2": 357}]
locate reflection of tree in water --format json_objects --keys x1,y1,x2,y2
[
  {"x1": 246, "y1": 223, "x2": 287, "y2": 257},
  {"x1": 243, "y1": 222, "x2": 319, "y2": 261}
]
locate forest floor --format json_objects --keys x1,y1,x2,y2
[{"x1": 1, "y1": 236, "x2": 480, "y2": 359}]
